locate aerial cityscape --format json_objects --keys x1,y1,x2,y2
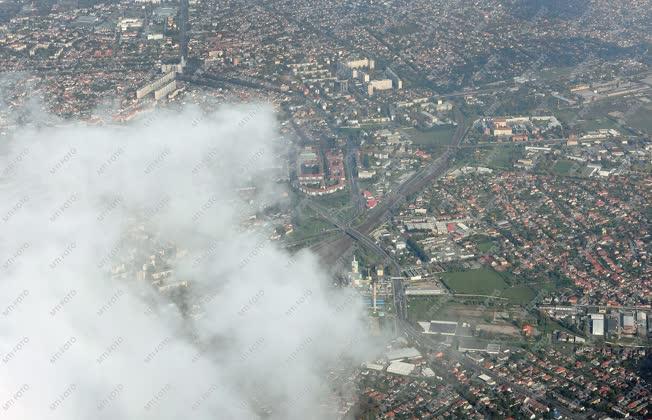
[{"x1": 0, "y1": 0, "x2": 651, "y2": 418}]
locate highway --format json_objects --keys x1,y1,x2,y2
[
  {"x1": 301, "y1": 115, "x2": 595, "y2": 418},
  {"x1": 302, "y1": 106, "x2": 469, "y2": 331},
  {"x1": 315, "y1": 107, "x2": 468, "y2": 269},
  {"x1": 295, "y1": 107, "x2": 469, "y2": 345},
  {"x1": 303, "y1": 199, "x2": 408, "y2": 320}
]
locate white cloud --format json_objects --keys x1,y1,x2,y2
[{"x1": 0, "y1": 104, "x2": 371, "y2": 420}]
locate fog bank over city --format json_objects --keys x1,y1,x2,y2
[{"x1": 0, "y1": 104, "x2": 372, "y2": 420}]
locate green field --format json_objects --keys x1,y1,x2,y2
[
  {"x1": 467, "y1": 234, "x2": 498, "y2": 253},
  {"x1": 537, "y1": 66, "x2": 576, "y2": 81},
  {"x1": 477, "y1": 240, "x2": 496, "y2": 253},
  {"x1": 287, "y1": 190, "x2": 343, "y2": 241},
  {"x1": 500, "y1": 285, "x2": 536, "y2": 305},
  {"x1": 337, "y1": 127, "x2": 364, "y2": 135},
  {"x1": 484, "y1": 145, "x2": 523, "y2": 169},
  {"x1": 441, "y1": 269, "x2": 508, "y2": 295},
  {"x1": 407, "y1": 296, "x2": 453, "y2": 321},
  {"x1": 552, "y1": 159, "x2": 577, "y2": 176},
  {"x1": 556, "y1": 107, "x2": 620, "y2": 131},
  {"x1": 627, "y1": 105, "x2": 652, "y2": 133},
  {"x1": 290, "y1": 207, "x2": 335, "y2": 241},
  {"x1": 313, "y1": 189, "x2": 350, "y2": 208},
  {"x1": 401, "y1": 126, "x2": 456, "y2": 151},
  {"x1": 581, "y1": 116, "x2": 620, "y2": 131},
  {"x1": 555, "y1": 108, "x2": 579, "y2": 125},
  {"x1": 440, "y1": 269, "x2": 536, "y2": 305}
]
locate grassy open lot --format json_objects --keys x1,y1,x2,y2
[
  {"x1": 537, "y1": 66, "x2": 576, "y2": 81},
  {"x1": 290, "y1": 206, "x2": 335, "y2": 241},
  {"x1": 406, "y1": 296, "x2": 451, "y2": 321},
  {"x1": 441, "y1": 269, "x2": 508, "y2": 295},
  {"x1": 555, "y1": 108, "x2": 579, "y2": 125},
  {"x1": 477, "y1": 240, "x2": 496, "y2": 253},
  {"x1": 500, "y1": 285, "x2": 536, "y2": 305},
  {"x1": 468, "y1": 234, "x2": 498, "y2": 254},
  {"x1": 440, "y1": 269, "x2": 536, "y2": 305},
  {"x1": 401, "y1": 126, "x2": 456, "y2": 152},
  {"x1": 483, "y1": 144, "x2": 523, "y2": 170},
  {"x1": 552, "y1": 159, "x2": 577, "y2": 176},
  {"x1": 337, "y1": 127, "x2": 364, "y2": 136},
  {"x1": 580, "y1": 116, "x2": 620, "y2": 131},
  {"x1": 627, "y1": 105, "x2": 652, "y2": 133},
  {"x1": 286, "y1": 189, "x2": 347, "y2": 241},
  {"x1": 313, "y1": 189, "x2": 350, "y2": 208},
  {"x1": 407, "y1": 295, "x2": 536, "y2": 322},
  {"x1": 556, "y1": 107, "x2": 620, "y2": 131},
  {"x1": 527, "y1": 279, "x2": 557, "y2": 295}
]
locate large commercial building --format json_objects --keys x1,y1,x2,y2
[
  {"x1": 406, "y1": 279, "x2": 446, "y2": 296},
  {"x1": 367, "y1": 79, "x2": 393, "y2": 96},
  {"x1": 337, "y1": 58, "x2": 375, "y2": 79},
  {"x1": 386, "y1": 361, "x2": 415, "y2": 376},
  {"x1": 136, "y1": 71, "x2": 176, "y2": 99},
  {"x1": 117, "y1": 18, "x2": 143, "y2": 32},
  {"x1": 418, "y1": 320, "x2": 458, "y2": 335},
  {"x1": 591, "y1": 313, "x2": 605, "y2": 336},
  {"x1": 458, "y1": 338, "x2": 501, "y2": 354},
  {"x1": 386, "y1": 347, "x2": 421, "y2": 362},
  {"x1": 154, "y1": 80, "x2": 177, "y2": 100},
  {"x1": 344, "y1": 58, "x2": 375, "y2": 70}
]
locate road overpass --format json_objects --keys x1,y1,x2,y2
[{"x1": 315, "y1": 108, "x2": 468, "y2": 269}]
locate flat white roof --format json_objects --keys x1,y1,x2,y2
[
  {"x1": 422, "y1": 367, "x2": 435, "y2": 377},
  {"x1": 363, "y1": 363, "x2": 385, "y2": 371},
  {"x1": 431, "y1": 320, "x2": 458, "y2": 325},
  {"x1": 386, "y1": 347, "x2": 421, "y2": 361},
  {"x1": 387, "y1": 361, "x2": 415, "y2": 376}
]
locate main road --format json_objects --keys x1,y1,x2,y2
[
  {"x1": 304, "y1": 107, "x2": 468, "y2": 332},
  {"x1": 314, "y1": 107, "x2": 469, "y2": 272}
]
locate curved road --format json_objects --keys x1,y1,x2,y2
[{"x1": 315, "y1": 108, "x2": 468, "y2": 270}]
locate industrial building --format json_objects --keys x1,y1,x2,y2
[
  {"x1": 386, "y1": 361, "x2": 416, "y2": 376},
  {"x1": 418, "y1": 320, "x2": 458, "y2": 335},
  {"x1": 591, "y1": 313, "x2": 605, "y2": 336},
  {"x1": 386, "y1": 347, "x2": 421, "y2": 362},
  {"x1": 458, "y1": 338, "x2": 501, "y2": 354},
  {"x1": 405, "y1": 279, "x2": 447, "y2": 296}
]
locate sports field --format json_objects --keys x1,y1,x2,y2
[
  {"x1": 441, "y1": 269, "x2": 508, "y2": 295},
  {"x1": 441, "y1": 269, "x2": 535, "y2": 305},
  {"x1": 401, "y1": 126, "x2": 456, "y2": 152}
]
